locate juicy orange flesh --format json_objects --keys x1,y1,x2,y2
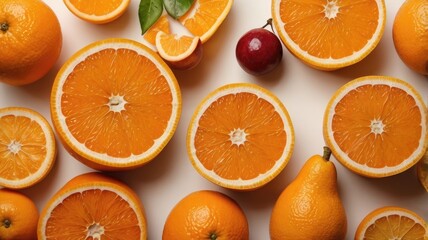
[
  {"x1": 61, "y1": 48, "x2": 173, "y2": 158},
  {"x1": 179, "y1": 0, "x2": 229, "y2": 38},
  {"x1": 0, "y1": 115, "x2": 46, "y2": 180},
  {"x1": 45, "y1": 189, "x2": 141, "y2": 239},
  {"x1": 332, "y1": 84, "x2": 422, "y2": 168},
  {"x1": 363, "y1": 214, "x2": 426, "y2": 239},
  {"x1": 279, "y1": 0, "x2": 379, "y2": 59},
  {"x1": 144, "y1": 15, "x2": 170, "y2": 45},
  {"x1": 159, "y1": 34, "x2": 196, "y2": 57},
  {"x1": 67, "y1": 0, "x2": 123, "y2": 16},
  {"x1": 194, "y1": 92, "x2": 287, "y2": 180}
]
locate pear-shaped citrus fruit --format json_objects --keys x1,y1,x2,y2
[
  {"x1": 417, "y1": 151, "x2": 428, "y2": 192},
  {"x1": 270, "y1": 147, "x2": 347, "y2": 240}
]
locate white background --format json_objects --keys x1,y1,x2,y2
[{"x1": 1, "y1": 0, "x2": 427, "y2": 239}]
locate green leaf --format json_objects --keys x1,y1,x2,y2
[
  {"x1": 163, "y1": 0, "x2": 195, "y2": 19},
  {"x1": 139, "y1": 0, "x2": 163, "y2": 35}
]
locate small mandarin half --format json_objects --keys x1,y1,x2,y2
[
  {"x1": 323, "y1": 76, "x2": 428, "y2": 177},
  {"x1": 271, "y1": 0, "x2": 386, "y2": 70},
  {"x1": 0, "y1": 107, "x2": 57, "y2": 189},
  {"x1": 187, "y1": 83, "x2": 294, "y2": 190},
  {"x1": 63, "y1": 0, "x2": 131, "y2": 24},
  {"x1": 162, "y1": 190, "x2": 249, "y2": 240},
  {"x1": 355, "y1": 206, "x2": 427, "y2": 240},
  {"x1": 50, "y1": 38, "x2": 181, "y2": 171},
  {"x1": 38, "y1": 172, "x2": 147, "y2": 240}
]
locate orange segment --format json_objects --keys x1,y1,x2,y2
[
  {"x1": 272, "y1": 0, "x2": 386, "y2": 70},
  {"x1": 156, "y1": 31, "x2": 201, "y2": 61},
  {"x1": 179, "y1": 0, "x2": 233, "y2": 43},
  {"x1": 38, "y1": 172, "x2": 147, "y2": 239},
  {"x1": 355, "y1": 206, "x2": 428, "y2": 240},
  {"x1": 143, "y1": 15, "x2": 171, "y2": 46},
  {"x1": 323, "y1": 76, "x2": 428, "y2": 177},
  {"x1": 50, "y1": 38, "x2": 181, "y2": 171},
  {"x1": 63, "y1": 0, "x2": 130, "y2": 24},
  {"x1": 0, "y1": 107, "x2": 56, "y2": 189},
  {"x1": 187, "y1": 83, "x2": 294, "y2": 190}
]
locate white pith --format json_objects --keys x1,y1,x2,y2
[
  {"x1": 325, "y1": 77, "x2": 427, "y2": 175},
  {"x1": 188, "y1": 84, "x2": 294, "y2": 189},
  {"x1": 52, "y1": 40, "x2": 180, "y2": 165},
  {"x1": 229, "y1": 128, "x2": 247, "y2": 146},
  {"x1": 0, "y1": 108, "x2": 55, "y2": 188}
]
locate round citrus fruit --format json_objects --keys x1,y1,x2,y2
[
  {"x1": 323, "y1": 76, "x2": 428, "y2": 177},
  {"x1": 162, "y1": 190, "x2": 249, "y2": 240},
  {"x1": 272, "y1": 0, "x2": 386, "y2": 70},
  {"x1": 156, "y1": 31, "x2": 203, "y2": 70},
  {"x1": 0, "y1": 107, "x2": 57, "y2": 189},
  {"x1": 0, "y1": 189, "x2": 39, "y2": 240},
  {"x1": 179, "y1": 0, "x2": 233, "y2": 43},
  {"x1": 0, "y1": 0, "x2": 62, "y2": 86},
  {"x1": 355, "y1": 206, "x2": 427, "y2": 239},
  {"x1": 187, "y1": 83, "x2": 294, "y2": 190},
  {"x1": 393, "y1": 0, "x2": 428, "y2": 75},
  {"x1": 63, "y1": 0, "x2": 131, "y2": 24},
  {"x1": 50, "y1": 38, "x2": 181, "y2": 171},
  {"x1": 38, "y1": 172, "x2": 147, "y2": 239}
]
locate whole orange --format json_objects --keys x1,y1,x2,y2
[
  {"x1": 162, "y1": 190, "x2": 249, "y2": 240},
  {"x1": 392, "y1": 0, "x2": 428, "y2": 75},
  {"x1": 0, "y1": 0, "x2": 62, "y2": 86},
  {"x1": 0, "y1": 189, "x2": 39, "y2": 240}
]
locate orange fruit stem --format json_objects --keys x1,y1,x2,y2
[
  {"x1": 323, "y1": 146, "x2": 332, "y2": 161},
  {"x1": 1, "y1": 22, "x2": 8, "y2": 32}
]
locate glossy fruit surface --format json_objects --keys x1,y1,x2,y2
[
  {"x1": 0, "y1": 189, "x2": 39, "y2": 240},
  {"x1": 162, "y1": 190, "x2": 249, "y2": 240},
  {"x1": 393, "y1": 0, "x2": 428, "y2": 75},
  {"x1": 236, "y1": 26, "x2": 283, "y2": 75},
  {"x1": 0, "y1": 0, "x2": 62, "y2": 86},
  {"x1": 270, "y1": 147, "x2": 347, "y2": 240}
]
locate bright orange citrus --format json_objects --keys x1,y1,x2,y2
[
  {"x1": 162, "y1": 190, "x2": 249, "y2": 240},
  {"x1": 50, "y1": 38, "x2": 181, "y2": 171},
  {"x1": 323, "y1": 76, "x2": 428, "y2": 177},
  {"x1": 38, "y1": 172, "x2": 147, "y2": 240},
  {"x1": 272, "y1": 0, "x2": 386, "y2": 70},
  {"x1": 0, "y1": 188, "x2": 39, "y2": 240},
  {"x1": 0, "y1": 107, "x2": 57, "y2": 189},
  {"x1": 187, "y1": 83, "x2": 294, "y2": 190},
  {"x1": 63, "y1": 0, "x2": 130, "y2": 24},
  {"x1": 0, "y1": 0, "x2": 62, "y2": 86},
  {"x1": 143, "y1": 15, "x2": 171, "y2": 46}
]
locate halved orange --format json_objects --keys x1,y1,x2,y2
[
  {"x1": 143, "y1": 15, "x2": 171, "y2": 47},
  {"x1": 272, "y1": 0, "x2": 386, "y2": 70},
  {"x1": 179, "y1": 0, "x2": 234, "y2": 43},
  {"x1": 156, "y1": 31, "x2": 203, "y2": 70},
  {"x1": 38, "y1": 172, "x2": 147, "y2": 239},
  {"x1": 187, "y1": 83, "x2": 295, "y2": 190},
  {"x1": 63, "y1": 0, "x2": 130, "y2": 24},
  {"x1": 355, "y1": 206, "x2": 427, "y2": 240},
  {"x1": 0, "y1": 107, "x2": 56, "y2": 189},
  {"x1": 323, "y1": 76, "x2": 428, "y2": 177},
  {"x1": 50, "y1": 38, "x2": 181, "y2": 171}
]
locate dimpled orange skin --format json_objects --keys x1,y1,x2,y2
[
  {"x1": 393, "y1": 0, "x2": 428, "y2": 75},
  {"x1": 0, "y1": 0, "x2": 62, "y2": 86},
  {"x1": 162, "y1": 190, "x2": 249, "y2": 240},
  {"x1": 270, "y1": 153, "x2": 347, "y2": 240},
  {"x1": 0, "y1": 189, "x2": 39, "y2": 240}
]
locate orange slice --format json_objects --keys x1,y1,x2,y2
[
  {"x1": 156, "y1": 31, "x2": 203, "y2": 70},
  {"x1": 187, "y1": 83, "x2": 295, "y2": 190},
  {"x1": 179, "y1": 0, "x2": 233, "y2": 43},
  {"x1": 0, "y1": 107, "x2": 56, "y2": 189},
  {"x1": 50, "y1": 38, "x2": 181, "y2": 171},
  {"x1": 417, "y1": 151, "x2": 428, "y2": 192},
  {"x1": 272, "y1": 0, "x2": 386, "y2": 70},
  {"x1": 38, "y1": 172, "x2": 147, "y2": 239},
  {"x1": 63, "y1": 0, "x2": 130, "y2": 24},
  {"x1": 355, "y1": 206, "x2": 427, "y2": 240},
  {"x1": 323, "y1": 76, "x2": 428, "y2": 177},
  {"x1": 143, "y1": 15, "x2": 171, "y2": 46}
]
